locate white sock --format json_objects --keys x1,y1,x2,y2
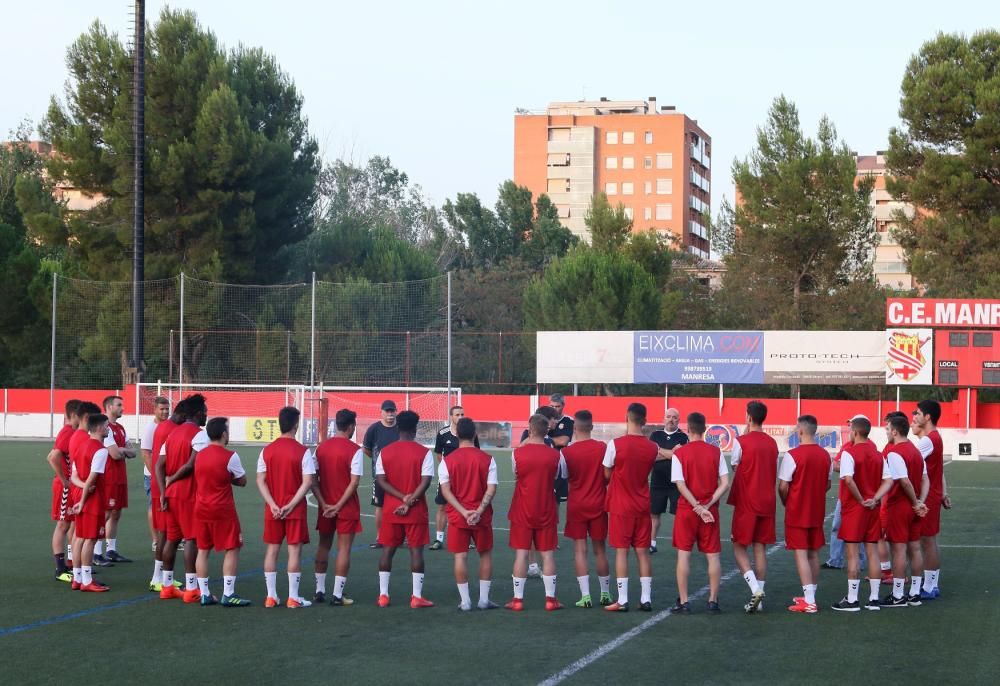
[
  {"x1": 73, "y1": 567, "x2": 82, "y2": 584},
  {"x1": 847, "y1": 580, "x2": 860, "y2": 603},
  {"x1": 650, "y1": 540, "x2": 657, "y2": 550},
  {"x1": 513, "y1": 576, "x2": 526, "y2": 599},
  {"x1": 804, "y1": 584, "x2": 817, "y2": 605},
  {"x1": 759, "y1": 580, "x2": 766, "y2": 593},
  {"x1": 163, "y1": 570, "x2": 174, "y2": 588},
  {"x1": 289, "y1": 572, "x2": 301, "y2": 600},
  {"x1": 265, "y1": 571, "x2": 278, "y2": 599},
  {"x1": 94, "y1": 540, "x2": 104, "y2": 555},
  {"x1": 892, "y1": 578, "x2": 905, "y2": 599},
  {"x1": 457, "y1": 582, "x2": 471, "y2": 605},
  {"x1": 869, "y1": 577, "x2": 881, "y2": 600},
  {"x1": 67, "y1": 544, "x2": 73, "y2": 562},
  {"x1": 412, "y1": 572, "x2": 425, "y2": 598},
  {"x1": 378, "y1": 571, "x2": 391, "y2": 596},
  {"x1": 81, "y1": 566, "x2": 93, "y2": 585},
  {"x1": 185, "y1": 573, "x2": 197, "y2": 591},
  {"x1": 640, "y1": 576, "x2": 652, "y2": 604},
  {"x1": 577, "y1": 575, "x2": 590, "y2": 597},
  {"x1": 151, "y1": 560, "x2": 163, "y2": 585},
  {"x1": 436, "y1": 530, "x2": 445, "y2": 543},
  {"x1": 224, "y1": 576, "x2": 235, "y2": 596},
  {"x1": 910, "y1": 576, "x2": 922, "y2": 596},
  {"x1": 106, "y1": 538, "x2": 117, "y2": 553},
  {"x1": 924, "y1": 569, "x2": 939, "y2": 591},
  {"x1": 880, "y1": 560, "x2": 891, "y2": 571},
  {"x1": 617, "y1": 577, "x2": 629, "y2": 605},
  {"x1": 743, "y1": 570, "x2": 760, "y2": 594},
  {"x1": 479, "y1": 580, "x2": 492, "y2": 604},
  {"x1": 334, "y1": 575, "x2": 347, "y2": 598},
  {"x1": 542, "y1": 574, "x2": 557, "y2": 598},
  {"x1": 197, "y1": 577, "x2": 210, "y2": 596},
  {"x1": 599, "y1": 575, "x2": 610, "y2": 594},
  {"x1": 315, "y1": 572, "x2": 327, "y2": 594}
]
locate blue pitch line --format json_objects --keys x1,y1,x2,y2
[{"x1": 0, "y1": 567, "x2": 264, "y2": 638}]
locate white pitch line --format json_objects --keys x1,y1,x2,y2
[{"x1": 939, "y1": 544, "x2": 1000, "y2": 549}]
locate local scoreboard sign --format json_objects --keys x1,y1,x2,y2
[
  {"x1": 887, "y1": 298, "x2": 1000, "y2": 328},
  {"x1": 934, "y1": 330, "x2": 1000, "y2": 387}
]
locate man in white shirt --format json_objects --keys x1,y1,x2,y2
[{"x1": 141, "y1": 396, "x2": 171, "y2": 551}]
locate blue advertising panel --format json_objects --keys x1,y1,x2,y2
[{"x1": 633, "y1": 331, "x2": 765, "y2": 384}]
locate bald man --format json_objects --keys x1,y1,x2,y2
[{"x1": 648, "y1": 408, "x2": 688, "y2": 554}]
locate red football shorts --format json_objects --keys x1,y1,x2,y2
[
  {"x1": 920, "y1": 498, "x2": 941, "y2": 537},
  {"x1": 564, "y1": 514, "x2": 609, "y2": 542},
  {"x1": 51, "y1": 480, "x2": 73, "y2": 522},
  {"x1": 608, "y1": 513, "x2": 652, "y2": 550},
  {"x1": 879, "y1": 501, "x2": 889, "y2": 536},
  {"x1": 378, "y1": 521, "x2": 429, "y2": 548},
  {"x1": 316, "y1": 513, "x2": 362, "y2": 536},
  {"x1": 730, "y1": 507, "x2": 776, "y2": 546},
  {"x1": 107, "y1": 483, "x2": 128, "y2": 510},
  {"x1": 75, "y1": 512, "x2": 106, "y2": 540},
  {"x1": 508, "y1": 522, "x2": 558, "y2": 552},
  {"x1": 152, "y1": 506, "x2": 167, "y2": 532},
  {"x1": 264, "y1": 516, "x2": 310, "y2": 545},
  {"x1": 839, "y1": 506, "x2": 881, "y2": 543},
  {"x1": 196, "y1": 517, "x2": 243, "y2": 551},
  {"x1": 885, "y1": 500, "x2": 921, "y2": 543},
  {"x1": 448, "y1": 525, "x2": 494, "y2": 553},
  {"x1": 785, "y1": 525, "x2": 825, "y2": 550},
  {"x1": 672, "y1": 506, "x2": 721, "y2": 553},
  {"x1": 165, "y1": 497, "x2": 197, "y2": 541}
]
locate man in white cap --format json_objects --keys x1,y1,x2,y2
[{"x1": 823, "y1": 414, "x2": 869, "y2": 570}]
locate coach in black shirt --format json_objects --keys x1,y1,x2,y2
[
  {"x1": 363, "y1": 400, "x2": 400, "y2": 548},
  {"x1": 648, "y1": 407, "x2": 687, "y2": 554}
]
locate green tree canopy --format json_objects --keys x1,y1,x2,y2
[
  {"x1": 886, "y1": 30, "x2": 1000, "y2": 297},
  {"x1": 585, "y1": 192, "x2": 632, "y2": 253}
]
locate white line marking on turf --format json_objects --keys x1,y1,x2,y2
[{"x1": 939, "y1": 544, "x2": 1000, "y2": 549}]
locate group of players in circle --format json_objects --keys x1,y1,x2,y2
[{"x1": 46, "y1": 391, "x2": 949, "y2": 615}]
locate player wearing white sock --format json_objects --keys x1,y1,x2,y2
[{"x1": 912, "y1": 400, "x2": 950, "y2": 600}]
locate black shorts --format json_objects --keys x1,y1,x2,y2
[
  {"x1": 554, "y1": 476, "x2": 569, "y2": 503},
  {"x1": 650, "y1": 486, "x2": 679, "y2": 515},
  {"x1": 371, "y1": 481, "x2": 385, "y2": 508},
  {"x1": 434, "y1": 483, "x2": 447, "y2": 506}
]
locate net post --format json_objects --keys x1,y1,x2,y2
[
  {"x1": 178, "y1": 273, "x2": 185, "y2": 392},
  {"x1": 447, "y1": 271, "x2": 452, "y2": 406},
  {"x1": 134, "y1": 381, "x2": 140, "y2": 437},
  {"x1": 49, "y1": 272, "x2": 58, "y2": 439},
  {"x1": 310, "y1": 272, "x2": 316, "y2": 392}
]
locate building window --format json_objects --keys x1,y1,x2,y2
[
  {"x1": 624, "y1": 207, "x2": 634, "y2": 219},
  {"x1": 656, "y1": 178, "x2": 672, "y2": 195},
  {"x1": 548, "y1": 128, "x2": 571, "y2": 142},
  {"x1": 606, "y1": 131, "x2": 618, "y2": 144},
  {"x1": 547, "y1": 153, "x2": 570, "y2": 166},
  {"x1": 644, "y1": 207, "x2": 652, "y2": 220},
  {"x1": 605, "y1": 182, "x2": 618, "y2": 196},
  {"x1": 547, "y1": 178, "x2": 570, "y2": 194},
  {"x1": 622, "y1": 182, "x2": 634, "y2": 195},
  {"x1": 622, "y1": 131, "x2": 635, "y2": 144},
  {"x1": 656, "y1": 153, "x2": 673, "y2": 169},
  {"x1": 556, "y1": 205, "x2": 571, "y2": 218},
  {"x1": 643, "y1": 156, "x2": 652, "y2": 169},
  {"x1": 644, "y1": 131, "x2": 653, "y2": 144},
  {"x1": 644, "y1": 181, "x2": 652, "y2": 195},
  {"x1": 605, "y1": 157, "x2": 618, "y2": 169},
  {"x1": 655, "y1": 204, "x2": 672, "y2": 220},
  {"x1": 622, "y1": 156, "x2": 635, "y2": 170}
]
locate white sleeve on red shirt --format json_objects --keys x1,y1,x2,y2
[
  {"x1": 438, "y1": 459, "x2": 450, "y2": 484},
  {"x1": 256, "y1": 449, "x2": 267, "y2": 473},
  {"x1": 350, "y1": 449, "x2": 364, "y2": 476},
  {"x1": 141, "y1": 422, "x2": 156, "y2": 451},
  {"x1": 718, "y1": 455, "x2": 729, "y2": 476},
  {"x1": 839, "y1": 450, "x2": 856, "y2": 479},
  {"x1": 301, "y1": 448, "x2": 316, "y2": 475},
  {"x1": 375, "y1": 455, "x2": 385, "y2": 476},
  {"x1": 103, "y1": 434, "x2": 116, "y2": 448},
  {"x1": 421, "y1": 450, "x2": 434, "y2": 477},
  {"x1": 192, "y1": 430, "x2": 209, "y2": 452},
  {"x1": 729, "y1": 438, "x2": 743, "y2": 466},
  {"x1": 488, "y1": 457, "x2": 499, "y2": 485},
  {"x1": 91, "y1": 448, "x2": 109, "y2": 474},
  {"x1": 777, "y1": 452, "x2": 796, "y2": 482},
  {"x1": 886, "y1": 452, "x2": 907, "y2": 479},
  {"x1": 916, "y1": 436, "x2": 934, "y2": 459},
  {"x1": 881, "y1": 459, "x2": 891, "y2": 479},
  {"x1": 602, "y1": 440, "x2": 616, "y2": 468},
  {"x1": 227, "y1": 453, "x2": 246, "y2": 478},
  {"x1": 671, "y1": 455, "x2": 685, "y2": 482}
]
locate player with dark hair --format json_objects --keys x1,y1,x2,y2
[
  {"x1": 878, "y1": 411, "x2": 909, "y2": 582},
  {"x1": 430, "y1": 405, "x2": 479, "y2": 551},
  {"x1": 312, "y1": 408, "x2": 363, "y2": 606},
  {"x1": 671, "y1": 412, "x2": 729, "y2": 614},
  {"x1": 148, "y1": 400, "x2": 185, "y2": 592},
  {"x1": 48, "y1": 399, "x2": 80, "y2": 582},
  {"x1": 257, "y1": 406, "x2": 315, "y2": 608},
  {"x1": 68, "y1": 402, "x2": 104, "y2": 567},
  {"x1": 141, "y1": 396, "x2": 171, "y2": 554},
  {"x1": 560, "y1": 409, "x2": 612, "y2": 608},
  {"x1": 194, "y1": 417, "x2": 251, "y2": 607},
  {"x1": 69, "y1": 413, "x2": 112, "y2": 592},
  {"x1": 603, "y1": 403, "x2": 658, "y2": 612},
  {"x1": 912, "y1": 399, "x2": 950, "y2": 599},
  {"x1": 518, "y1": 405, "x2": 559, "y2": 578},
  {"x1": 439, "y1": 416, "x2": 499, "y2": 610},
  {"x1": 98, "y1": 394, "x2": 136, "y2": 564},
  {"x1": 728, "y1": 400, "x2": 778, "y2": 613},
  {"x1": 375, "y1": 410, "x2": 435, "y2": 608},
  {"x1": 779, "y1": 415, "x2": 832, "y2": 614}
]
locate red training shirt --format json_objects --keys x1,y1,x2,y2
[
  {"x1": 781, "y1": 444, "x2": 831, "y2": 528},
  {"x1": 672, "y1": 440, "x2": 726, "y2": 510},
  {"x1": 440, "y1": 446, "x2": 496, "y2": 529},
  {"x1": 509, "y1": 443, "x2": 561, "y2": 528},
  {"x1": 377, "y1": 440, "x2": 433, "y2": 524},
  {"x1": 164, "y1": 422, "x2": 204, "y2": 500},
  {"x1": 259, "y1": 436, "x2": 314, "y2": 520},
  {"x1": 603, "y1": 435, "x2": 657, "y2": 517},
  {"x1": 314, "y1": 436, "x2": 363, "y2": 522},
  {"x1": 727, "y1": 431, "x2": 779, "y2": 516},
  {"x1": 194, "y1": 444, "x2": 243, "y2": 521},
  {"x1": 561, "y1": 439, "x2": 608, "y2": 523}
]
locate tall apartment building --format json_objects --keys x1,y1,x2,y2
[
  {"x1": 856, "y1": 152, "x2": 915, "y2": 290},
  {"x1": 2, "y1": 140, "x2": 104, "y2": 212},
  {"x1": 514, "y1": 98, "x2": 712, "y2": 258}
]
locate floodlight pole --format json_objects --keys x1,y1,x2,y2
[
  {"x1": 447, "y1": 271, "x2": 453, "y2": 405},
  {"x1": 130, "y1": 0, "x2": 146, "y2": 379}
]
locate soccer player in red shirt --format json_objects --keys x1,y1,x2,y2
[
  {"x1": 69, "y1": 413, "x2": 112, "y2": 592},
  {"x1": 68, "y1": 401, "x2": 103, "y2": 568},
  {"x1": 158, "y1": 394, "x2": 210, "y2": 602},
  {"x1": 311, "y1": 408, "x2": 364, "y2": 606},
  {"x1": 257, "y1": 406, "x2": 316, "y2": 608},
  {"x1": 148, "y1": 403, "x2": 183, "y2": 592},
  {"x1": 561, "y1": 410, "x2": 612, "y2": 608},
  {"x1": 670, "y1": 412, "x2": 729, "y2": 614},
  {"x1": 877, "y1": 411, "x2": 907, "y2": 582},
  {"x1": 603, "y1": 402, "x2": 658, "y2": 613},
  {"x1": 880, "y1": 415, "x2": 929, "y2": 608},
  {"x1": 140, "y1": 396, "x2": 170, "y2": 555},
  {"x1": 47, "y1": 399, "x2": 80, "y2": 582},
  {"x1": 98, "y1": 395, "x2": 136, "y2": 564},
  {"x1": 194, "y1": 417, "x2": 251, "y2": 607},
  {"x1": 912, "y1": 399, "x2": 950, "y2": 599},
  {"x1": 728, "y1": 400, "x2": 778, "y2": 613},
  {"x1": 375, "y1": 410, "x2": 435, "y2": 608},
  {"x1": 507, "y1": 413, "x2": 565, "y2": 612},
  {"x1": 779, "y1": 415, "x2": 832, "y2": 614},
  {"x1": 831, "y1": 416, "x2": 893, "y2": 612},
  {"x1": 439, "y1": 416, "x2": 499, "y2": 611}
]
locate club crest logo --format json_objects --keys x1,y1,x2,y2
[{"x1": 886, "y1": 330, "x2": 931, "y2": 383}]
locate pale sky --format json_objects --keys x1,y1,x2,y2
[{"x1": 3, "y1": 0, "x2": 998, "y2": 215}]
